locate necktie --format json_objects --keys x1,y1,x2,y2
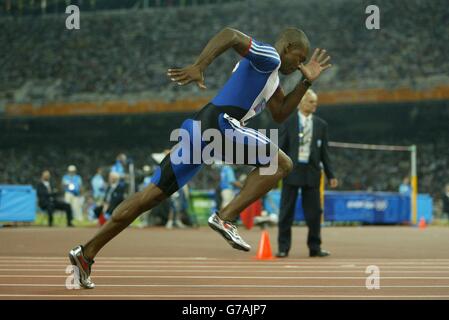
[
  {"x1": 301, "y1": 117, "x2": 311, "y2": 145},
  {"x1": 298, "y1": 116, "x2": 312, "y2": 163}
]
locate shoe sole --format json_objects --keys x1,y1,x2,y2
[
  {"x1": 208, "y1": 221, "x2": 250, "y2": 252},
  {"x1": 68, "y1": 251, "x2": 95, "y2": 289}
]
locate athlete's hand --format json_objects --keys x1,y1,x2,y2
[
  {"x1": 167, "y1": 64, "x2": 207, "y2": 89},
  {"x1": 298, "y1": 48, "x2": 332, "y2": 82}
]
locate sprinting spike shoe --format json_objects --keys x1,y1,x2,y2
[
  {"x1": 208, "y1": 212, "x2": 251, "y2": 252},
  {"x1": 68, "y1": 245, "x2": 95, "y2": 289}
]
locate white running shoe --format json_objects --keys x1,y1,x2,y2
[
  {"x1": 68, "y1": 245, "x2": 95, "y2": 289},
  {"x1": 208, "y1": 212, "x2": 251, "y2": 252}
]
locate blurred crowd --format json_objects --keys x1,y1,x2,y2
[
  {"x1": 1, "y1": 0, "x2": 448, "y2": 103},
  {"x1": 1, "y1": 141, "x2": 449, "y2": 220},
  {"x1": 10, "y1": 149, "x2": 200, "y2": 227},
  {"x1": 1, "y1": 0, "x2": 448, "y2": 221}
]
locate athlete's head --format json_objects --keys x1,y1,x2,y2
[
  {"x1": 275, "y1": 27, "x2": 310, "y2": 75},
  {"x1": 299, "y1": 89, "x2": 318, "y2": 115}
]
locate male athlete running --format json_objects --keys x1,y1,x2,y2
[{"x1": 69, "y1": 27, "x2": 332, "y2": 288}]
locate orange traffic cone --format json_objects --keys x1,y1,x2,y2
[
  {"x1": 418, "y1": 217, "x2": 427, "y2": 229},
  {"x1": 254, "y1": 230, "x2": 275, "y2": 260}
]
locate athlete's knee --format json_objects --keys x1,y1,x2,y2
[{"x1": 278, "y1": 152, "x2": 293, "y2": 177}]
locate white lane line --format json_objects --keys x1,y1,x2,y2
[
  {"x1": 2, "y1": 283, "x2": 449, "y2": 288},
  {"x1": 2, "y1": 261, "x2": 449, "y2": 267},
  {"x1": 1, "y1": 294, "x2": 449, "y2": 298},
  {"x1": 0, "y1": 257, "x2": 213, "y2": 261},
  {"x1": 1, "y1": 266, "x2": 449, "y2": 270},
  {"x1": 3, "y1": 258, "x2": 449, "y2": 264},
  {"x1": 0, "y1": 275, "x2": 448, "y2": 279},
  {"x1": 3, "y1": 270, "x2": 449, "y2": 274},
  {"x1": 0, "y1": 259, "x2": 449, "y2": 269},
  {"x1": 2, "y1": 268, "x2": 449, "y2": 273},
  {"x1": 1, "y1": 257, "x2": 449, "y2": 262}
]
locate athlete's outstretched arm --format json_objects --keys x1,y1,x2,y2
[
  {"x1": 268, "y1": 48, "x2": 332, "y2": 123},
  {"x1": 167, "y1": 27, "x2": 251, "y2": 89}
]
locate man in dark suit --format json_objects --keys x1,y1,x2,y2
[
  {"x1": 94, "y1": 171, "x2": 126, "y2": 220},
  {"x1": 37, "y1": 170, "x2": 73, "y2": 227},
  {"x1": 277, "y1": 89, "x2": 338, "y2": 258}
]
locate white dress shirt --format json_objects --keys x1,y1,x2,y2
[{"x1": 298, "y1": 111, "x2": 313, "y2": 163}]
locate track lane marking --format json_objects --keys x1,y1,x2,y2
[
  {"x1": 0, "y1": 275, "x2": 449, "y2": 279},
  {"x1": 1, "y1": 257, "x2": 449, "y2": 262},
  {"x1": 2, "y1": 283, "x2": 449, "y2": 288},
  {"x1": 1, "y1": 294, "x2": 449, "y2": 298}
]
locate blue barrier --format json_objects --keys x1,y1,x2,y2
[
  {"x1": 263, "y1": 190, "x2": 433, "y2": 224},
  {"x1": 0, "y1": 185, "x2": 433, "y2": 224},
  {"x1": 322, "y1": 191, "x2": 411, "y2": 223},
  {"x1": 0, "y1": 185, "x2": 36, "y2": 222}
]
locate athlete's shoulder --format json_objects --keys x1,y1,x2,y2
[{"x1": 242, "y1": 37, "x2": 281, "y2": 73}]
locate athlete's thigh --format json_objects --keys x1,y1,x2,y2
[
  {"x1": 217, "y1": 114, "x2": 279, "y2": 167},
  {"x1": 151, "y1": 118, "x2": 204, "y2": 196}
]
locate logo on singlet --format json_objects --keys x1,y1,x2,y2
[{"x1": 254, "y1": 98, "x2": 267, "y2": 115}]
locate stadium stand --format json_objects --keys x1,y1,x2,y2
[
  {"x1": 1, "y1": 0, "x2": 448, "y2": 216},
  {"x1": 1, "y1": 0, "x2": 448, "y2": 104}
]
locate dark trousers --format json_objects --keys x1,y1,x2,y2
[
  {"x1": 278, "y1": 183, "x2": 322, "y2": 253},
  {"x1": 41, "y1": 200, "x2": 73, "y2": 227},
  {"x1": 93, "y1": 205, "x2": 103, "y2": 219}
]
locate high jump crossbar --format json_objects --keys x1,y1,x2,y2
[
  {"x1": 329, "y1": 141, "x2": 412, "y2": 152},
  {"x1": 327, "y1": 141, "x2": 418, "y2": 225}
]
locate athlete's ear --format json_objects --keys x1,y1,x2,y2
[
  {"x1": 282, "y1": 42, "x2": 293, "y2": 56},
  {"x1": 286, "y1": 42, "x2": 297, "y2": 54}
]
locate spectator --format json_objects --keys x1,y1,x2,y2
[
  {"x1": 255, "y1": 189, "x2": 281, "y2": 227},
  {"x1": 37, "y1": 170, "x2": 73, "y2": 227},
  {"x1": 62, "y1": 165, "x2": 84, "y2": 221},
  {"x1": 1, "y1": 0, "x2": 448, "y2": 102},
  {"x1": 91, "y1": 167, "x2": 106, "y2": 203},
  {"x1": 139, "y1": 165, "x2": 154, "y2": 227},
  {"x1": 399, "y1": 177, "x2": 412, "y2": 195},
  {"x1": 94, "y1": 171, "x2": 126, "y2": 221},
  {"x1": 219, "y1": 164, "x2": 242, "y2": 209},
  {"x1": 141, "y1": 165, "x2": 153, "y2": 189},
  {"x1": 111, "y1": 153, "x2": 128, "y2": 179},
  {"x1": 165, "y1": 184, "x2": 197, "y2": 229},
  {"x1": 165, "y1": 190, "x2": 187, "y2": 229}
]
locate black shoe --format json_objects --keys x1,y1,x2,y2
[
  {"x1": 276, "y1": 251, "x2": 289, "y2": 258},
  {"x1": 309, "y1": 249, "x2": 331, "y2": 257}
]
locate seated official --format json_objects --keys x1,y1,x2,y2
[
  {"x1": 94, "y1": 172, "x2": 126, "y2": 220},
  {"x1": 37, "y1": 170, "x2": 73, "y2": 227}
]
